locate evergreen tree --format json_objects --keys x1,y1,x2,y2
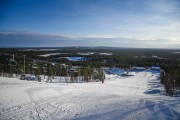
[
  {"x1": 27, "y1": 64, "x2": 31, "y2": 74},
  {"x1": 9, "y1": 66, "x2": 13, "y2": 77},
  {"x1": 35, "y1": 65, "x2": 41, "y2": 81},
  {"x1": 77, "y1": 68, "x2": 81, "y2": 82},
  {"x1": 47, "y1": 64, "x2": 54, "y2": 82},
  {"x1": 0, "y1": 62, "x2": 1, "y2": 73}
]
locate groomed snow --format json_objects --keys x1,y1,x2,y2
[{"x1": 0, "y1": 70, "x2": 179, "y2": 120}]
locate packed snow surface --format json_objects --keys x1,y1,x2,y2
[{"x1": 0, "y1": 70, "x2": 180, "y2": 120}]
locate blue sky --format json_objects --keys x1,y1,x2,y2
[{"x1": 0, "y1": 0, "x2": 180, "y2": 48}]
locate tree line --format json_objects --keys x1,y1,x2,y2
[{"x1": 0, "y1": 49, "x2": 179, "y2": 95}]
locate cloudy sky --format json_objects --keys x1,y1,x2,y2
[{"x1": 0, "y1": 0, "x2": 180, "y2": 48}]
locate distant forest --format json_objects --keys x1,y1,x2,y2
[{"x1": 0, "y1": 47, "x2": 180, "y2": 96}]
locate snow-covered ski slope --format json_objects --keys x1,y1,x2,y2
[{"x1": 0, "y1": 70, "x2": 180, "y2": 120}]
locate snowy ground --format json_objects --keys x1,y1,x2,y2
[
  {"x1": 0, "y1": 70, "x2": 180, "y2": 120},
  {"x1": 39, "y1": 53, "x2": 68, "y2": 57}
]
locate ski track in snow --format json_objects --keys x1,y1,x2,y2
[{"x1": 0, "y1": 71, "x2": 180, "y2": 120}]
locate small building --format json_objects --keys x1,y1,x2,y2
[
  {"x1": 69, "y1": 68, "x2": 78, "y2": 74},
  {"x1": 127, "y1": 72, "x2": 136, "y2": 76},
  {"x1": 131, "y1": 67, "x2": 146, "y2": 71},
  {"x1": 151, "y1": 66, "x2": 160, "y2": 71}
]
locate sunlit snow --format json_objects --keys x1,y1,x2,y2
[{"x1": 0, "y1": 70, "x2": 179, "y2": 120}]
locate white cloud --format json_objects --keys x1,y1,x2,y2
[
  {"x1": 0, "y1": 31, "x2": 179, "y2": 48},
  {"x1": 76, "y1": 0, "x2": 180, "y2": 44}
]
